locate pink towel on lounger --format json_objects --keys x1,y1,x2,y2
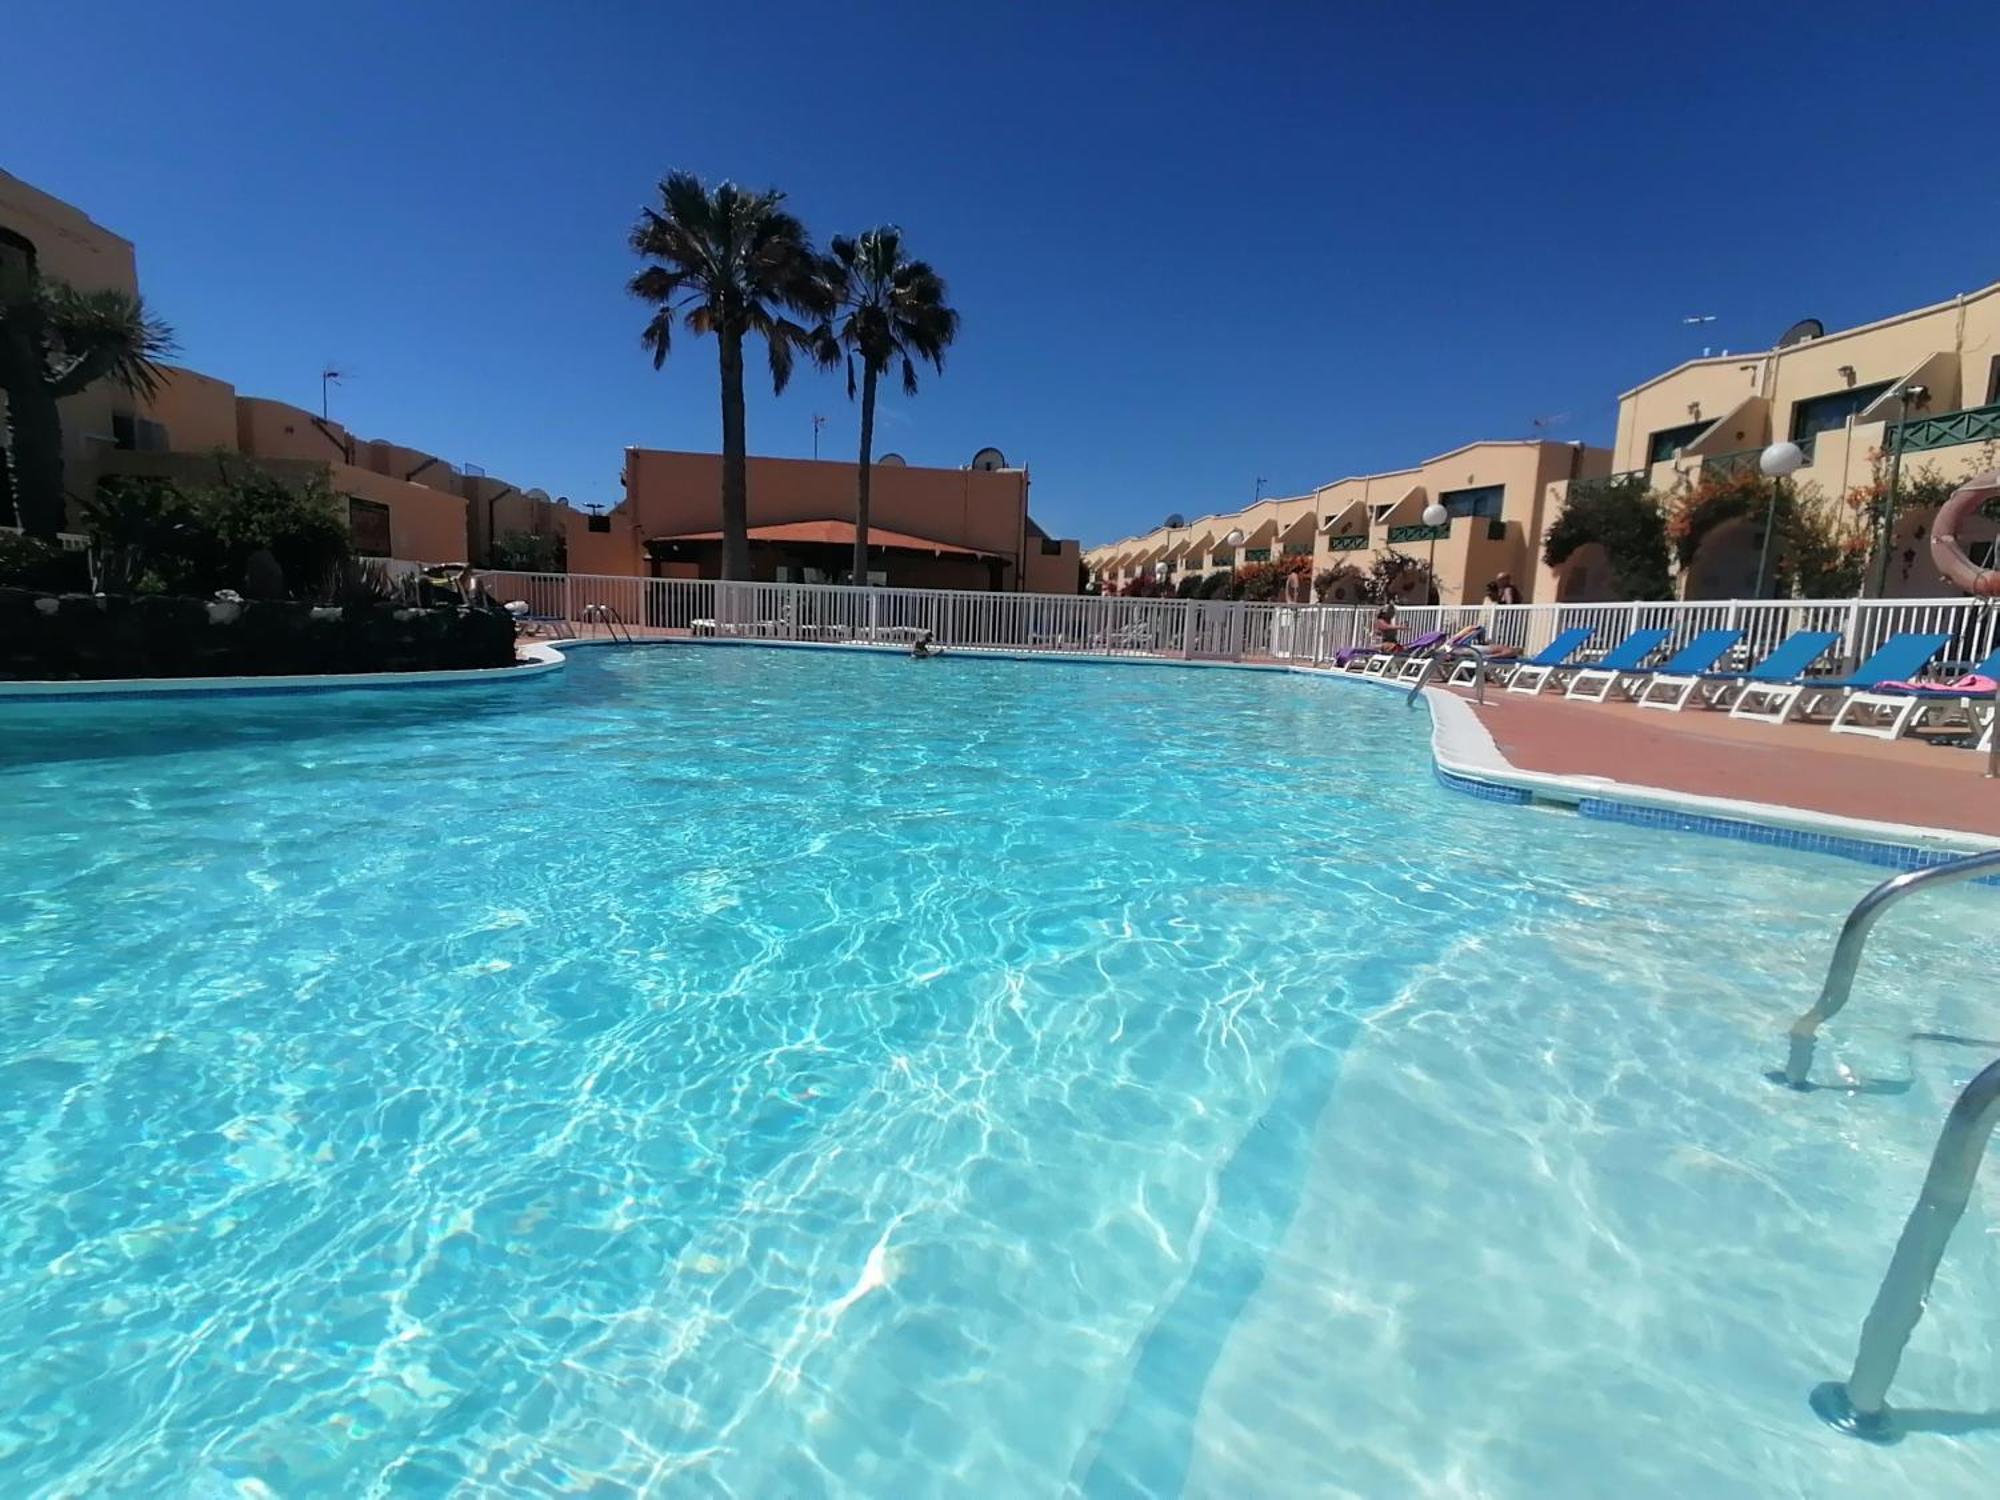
[{"x1": 1876, "y1": 673, "x2": 2000, "y2": 695}]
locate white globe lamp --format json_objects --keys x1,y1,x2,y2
[{"x1": 1759, "y1": 442, "x2": 1805, "y2": 479}]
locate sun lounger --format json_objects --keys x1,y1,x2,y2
[
  {"x1": 1636, "y1": 629, "x2": 1841, "y2": 712},
  {"x1": 1567, "y1": 628, "x2": 1740, "y2": 703},
  {"x1": 1388, "y1": 631, "x2": 1463, "y2": 681},
  {"x1": 1510, "y1": 627, "x2": 1669, "y2": 697},
  {"x1": 1728, "y1": 632, "x2": 1951, "y2": 724},
  {"x1": 1497, "y1": 627, "x2": 1596, "y2": 693},
  {"x1": 1354, "y1": 630, "x2": 1447, "y2": 675},
  {"x1": 1827, "y1": 647, "x2": 2000, "y2": 741}
]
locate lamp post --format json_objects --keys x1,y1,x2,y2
[
  {"x1": 1756, "y1": 442, "x2": 1805, "y2": 599},
  {"x1": 1874, "y1": 384, "x2": 1928, "y2": 598},
  {"x1": 1421, "y1": 502, "x2": 1449, "y2": 604}
]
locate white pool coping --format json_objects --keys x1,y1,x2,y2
[
  {"x1": 0, "y1": 642, "x2": 565, "y2": 700},
  {"x1": 1416, "y1": 682, "x2": 2000, "y2": 858}
]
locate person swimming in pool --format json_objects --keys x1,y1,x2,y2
[{"x1": 911, "y1": 630, "x2": 942, "y2": 658}]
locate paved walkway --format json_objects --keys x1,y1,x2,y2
[{"x1": 1446, "y1": 685, "x2": 2000, "y2": 838}]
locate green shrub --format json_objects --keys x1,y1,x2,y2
[
  {"x1": 0, "y1": 531, "x2": 89, "y2": 590},
  {"x1": 490, "y1": 529, "x2": 566, "y2": 572},
  {"x1": 84, "y1": 467, "x2": 352, "y2": 597}
]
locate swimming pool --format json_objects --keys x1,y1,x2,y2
[{"x1": 2, "y1": 645, "x2": 1994, "y2": 1496}]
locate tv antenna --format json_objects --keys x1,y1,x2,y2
[
  {"x1": 320, "y1": 363, "x2": 346, "y2": 420},
  {"x1": 812, "y1": 413, "x2": 827, "y2": 459},
  {"x1": 1682, "y1": 314, "x2": 1717, "y2": 327},
  {"x1": 1530, "y1": 412, "x2": 1570, "y2": 439}
]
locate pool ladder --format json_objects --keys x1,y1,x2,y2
[
  {"x1": 1402, "y1": 650, "x2": 1487, "y2": 707},
  {"x1": 1781, "y1": 847, "x2": 2000, "y2": 1441},
  {"x1": 579, "y1": 602, "x2": 634, "y2": 643}
]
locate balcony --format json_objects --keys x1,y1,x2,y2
[
  {"x1": 1892, "y1": 401, "x2": 2000, "y2": 454},
  {"x1": 1386, "y1": 522, "x2": 1449, "y2": 545},
  {"x1": 1698, "y1": 436, "x2": 1817, "y2": 480}
]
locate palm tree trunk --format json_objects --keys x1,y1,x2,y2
[
  {"x1": 852, "y1": 362, "x2": 877, "y2": 585},
  {"x1": 717, "y1": 328, "x2": 750, "y2": 581},
  {"x1": 3, "y1": 374, "x2": 67, "y2": 541},
  {"x1": 0, "y1": 430, "x2": 16, "y2": 532}
]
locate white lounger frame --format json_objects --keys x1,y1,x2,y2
[{"x1": 1831, "y1": 690, "x2": 1998, "y2": 743}]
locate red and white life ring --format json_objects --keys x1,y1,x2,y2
[{"x1": 1929, "y1": 467, "x2": 2000, "y2": 596}]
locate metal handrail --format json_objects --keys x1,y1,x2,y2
[
  {"x1": 1405, "y1": 648, "x2": 1488, "y2": 707},
  {"x1": 1812, "y1": 1053, "x2": 2000, "y2": 1440},
  {"x1": 580, "y1": 602, "x2": 634, "y2": 643},
  {"x1": 1777, "y1": 849, "x2": 2000, "y2": 1087}
]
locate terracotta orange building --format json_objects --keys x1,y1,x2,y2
[{"x1": 560, "y1": 448, "x2": 1081, "y2": 593}]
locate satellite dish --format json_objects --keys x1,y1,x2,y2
[
  {"x1": 1776, "y1": 318, "x2": 1823, "y2": 349},
  {"x1": 970, "y1": 446, "x2": 1008, "y2": 471},
  {"x1": 876, "y1": 452, "x2": 907, "y2": 467},
  {"x1": 525, "y1": 488, "x2": 551, "y2": 503},
  {"x1": 1163, "y1": 512, "x2": 1186, "y2": 528}
]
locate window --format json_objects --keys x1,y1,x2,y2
[
  {"x1": 1646, "y1": 420, "x2": 1711, "y2": 464},
  {"x1": 1439, "y1": 484, "x2": 1504, "y2": 520},
  {"x1": 1244, "y1": 547, "x2": 1271, "y2": 562},
  {"x1": 1987, "y1": 356, "x2": 2000, "y2": 407},
  {"x1": 1790, "y1": 381, "x2": 1893, "y2": 441},
  {"x1": 1211, "y1": 550, "x2": 1234, "y2": 568},
  {"x1": 1283, "y1": 543, "x2": 1312, "y2": 558},
  {"x1": 110, "y1": 413, "x2": 168, "y2": 452},
  {"x1": 347, "y1": 497, "x2": 393, "y2": 557},
  {"x1": 0, "y1": 226, "x2": 35, "y2": 278}
]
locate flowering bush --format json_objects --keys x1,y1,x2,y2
[
  {"x1": 1665, "y1": 471, "x2": 1768, "y2": 568},
  {"x1": 1541, "y1": 474, "x2": 1670, "y2": 599},
  {"x1": 1313, "y1": 562, "x2": 1366, "y2": 603},
  {"x1": 1232, "y1": 554, "x2": 1313, "y2": 601}
]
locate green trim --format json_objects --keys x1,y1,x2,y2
[
  {"x1": 1325, "y1": 533, "x2": 1368, "y2": 552},
  {"x1": 1893, "y1": 401, "x2": 2000, "y2": 454},
  {"x1": 1700, "y1": 436, "x2": 1816, "y2": 479},
  {"x1": 1387, "y1": 523, "x2": 1449, "y2": 544}
]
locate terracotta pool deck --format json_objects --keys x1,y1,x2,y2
[{"x1": 1439, "y1": 684, "x2": 2000, "y2": 839}]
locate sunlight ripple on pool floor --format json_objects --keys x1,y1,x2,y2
[{"x1": 0, "y1": 646, "x2": 1994, "y2": 1497}]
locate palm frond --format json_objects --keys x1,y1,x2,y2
[{"x1": 41, "y1": 284, "x2": 177, "y2": 399}]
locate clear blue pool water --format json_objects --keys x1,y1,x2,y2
[{"x1": 2, "y1": 645, "x2": 1996, "y2": 1498}]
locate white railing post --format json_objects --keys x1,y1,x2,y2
[{"x1": 1181, "y1": 601, "x2": 1195, "y2": 660}]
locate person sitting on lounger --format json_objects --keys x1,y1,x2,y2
[
  {"x1": 1444, "y1": 624, "x2": 1522, "y2": 664},
  {"x1": 1374, "y1": 602, "x2": 1400, "y2": 651}
]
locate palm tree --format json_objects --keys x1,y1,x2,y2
[
  {"x1": 0, "y1": 262, "x2": 175, "y2": 539},
  {"x1": 828, "y1": 228, "x2": 958, "y2": 585},
  {"x1": 628, "y1": 173, "x2": 833, "y2": 580}
]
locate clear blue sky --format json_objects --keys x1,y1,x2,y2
[{"x1": 10, "y1": 1, "x2": 1998, "y2": 545}]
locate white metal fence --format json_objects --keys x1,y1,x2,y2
[{"x1": 474, "y1": 569, "x2": 2000, "y2": 676}]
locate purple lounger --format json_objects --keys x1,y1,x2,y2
[{"x1": 1335, "y1": 629, "x2": 1447, "y2": 669}]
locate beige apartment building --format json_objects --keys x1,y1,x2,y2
[
  {"x1": 1538, "y1": 278, "x2": 2000, "y2": 601},
  {"x1": 1088, "y1": 440, "x2": 1610, "y2": 604},
  {"x1": 1092, "y1": 279, "x2": 2000, "y2": 607},
  {"x1": 1, "y1": 168, "x2": 581, "y2": 567}
]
